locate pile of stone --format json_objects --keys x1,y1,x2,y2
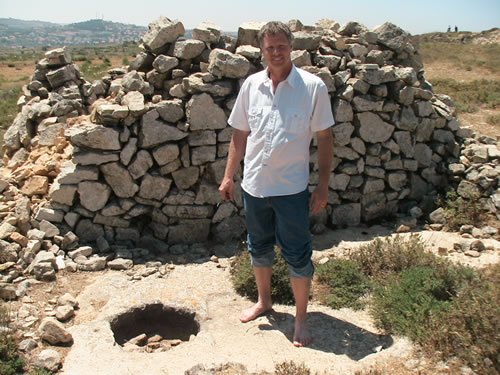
[
  {"x1": 429, "y1": 133, "x2": 500, "y2": 231},
  {"x1": 0, "y1": 16, "x2": 498, "y2": 286}
]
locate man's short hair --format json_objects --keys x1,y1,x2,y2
[{"x1": 257, "y1": 21, "x2": 293, "y2": 47}]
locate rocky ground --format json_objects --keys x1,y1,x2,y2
[{"x1": 8, "y1": 224, "x2": 499, "y2": 375}]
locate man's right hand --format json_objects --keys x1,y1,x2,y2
[{"x1": 219, "y1": 177, "x2": 234, "y2": 201}]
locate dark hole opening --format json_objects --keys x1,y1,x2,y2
[{"x1": 110, "y1": 303, "x2": 200, "y2": 346}]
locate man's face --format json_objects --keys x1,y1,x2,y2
[{"x1": 261, "y1": 32, "x2": 292, "y2": 72}]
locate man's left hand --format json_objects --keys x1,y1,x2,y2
[{"x1": 310, "y1": 184, "x2": 328, "y2": 214}]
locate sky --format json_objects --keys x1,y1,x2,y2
[{"x1": 0, "y1": 0, "x2": 499, "y2": 35}]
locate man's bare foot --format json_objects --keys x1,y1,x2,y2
[
  {"x1": 293, "y1": 319, "x2": 312, "y2": 347},
  {"x1": 239, "y1": 302, "x2": 272, "y2": 323}
]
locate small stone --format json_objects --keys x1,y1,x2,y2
[
  {"x1": 429, "y1": 224, "x2": 444, "y2": 231},
  {"x1": 464, "y1": 250, "x2": 480, "y2": 258},
  {"x1": 210, "y1": 255, "x2": 219, "y2": 263},
  {"x1": 38, "y1": 317, "x2": 73, "y2": 345},
  {"x1": 437, "y1": 247, "x2": 448, "y2": 256},
  {"x1": 32, "y1": 349, "x2": 61, "y2": 372},
  {"x1": 318, "y1": 257, "x2": 329, "y2": 265},
  {"x1": 55, "y1": 305, "x2": 75, "y2": 322},
  {"x1": 396, "y1": 225, "x2": 410, "y2": 233},
  {"x1": 470, "y1": 240, "x2": 486, "y2": 252},
  {"x1": 58, "y1": 293, "x2": 79, "y2": 309},
  {"x1": 128, "y1": 333, "x2": 147, "y2": 346}
]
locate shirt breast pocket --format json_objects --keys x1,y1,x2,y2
[{"x1": 285, "y1": 109, "x2": 308, "y2": 134}]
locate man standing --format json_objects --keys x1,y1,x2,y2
[{"x1": 219, "y1": 21, "x2": 334, "y2": 347}]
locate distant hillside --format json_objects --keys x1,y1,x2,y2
[
  {"x1": 418, "y1": 28, "x2": 500, "y2": 45},
  {"x1": 0, "y1": 18, "x2": 58, "y2": 30},
  {"x1": 0, "y1": 18, "x2": 147, "y2": 48}
]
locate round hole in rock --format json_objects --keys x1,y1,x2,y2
[{"x1": 110, "y1": 303, "x2": 200, "y2": 346}]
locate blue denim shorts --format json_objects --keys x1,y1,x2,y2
[{"x1": 242, "y1": 188, "x2": 314, "y2": 278}]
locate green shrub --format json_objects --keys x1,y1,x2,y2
[
  {"x1": 275, "y1": 361, "x2": 311, "y2": 375},
  {"x1": 0, "y1": 304, "x2": 24, "y2": 375},
  {"x1": 486, "y1": 113, "x2": 500, "y2": 125},
  {"x1": 425, "y1": 263, "x2": 500, "y2": 374},
  {"x1": 230, "y1": 247, "x2": 294, "y2": 305},
  {"x1": 370, "y1": 262, "x2": 476, "y2": 341},
  {"x1": 315, "y1": 259, "x2": 371, "y2": 310},
  {"x1": 371, "y1": 266, "x2": 454, "y2": 340},
  {"x1": 441, "y1": 190, "x2": 485, "y2": 230},
  {"x1": 347, "y1": 234, "x2": 436, "y2": 279}
]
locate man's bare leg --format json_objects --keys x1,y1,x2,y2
[
  {"x1": 240, "y1": 266, "x2": 273, "y2": 323},
  {"x1": 290, "y1": 276, "x2": 312, "y2": 347}
]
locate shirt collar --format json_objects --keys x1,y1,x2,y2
[{"x1": 261, "y1": 64, "x2": 298, "y2": 90}]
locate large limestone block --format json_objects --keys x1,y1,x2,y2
[
  {"x1": 49, "y1": 182, "x2": 77, "y2": 206},
  {"x1": 121, "y1": 70, "x2": 145, "y2": 93},
  {"x1": 332, "y1": 99, "x2": 354, "y2": 123},
  {"x1": 333, "y1": 122, "x2": 355, "y2": 146},
  {"x1": 168, "y1": 219, "x2": 211, "y2": 244},
  {"x1": 355, "y1": 112, "x2": 395, "y2": 143},
  {"x1": 331, "y1": 203, "x2": 361, "y2": 226},
  {"x1": 182, "y1": 73, "x2": 233, "y2": 97},
  {"x1": 122, "y1": 91, "x2": 145, "y2": 114},
  {"x1": 57, "y1": 161, "x2": 99, "y2": 184},
  {"x1": 292, "y1": 31, "x2": 321, "y2": 51},
  {"x1": 155, "y1": 99, "x2": 184, "y2": 123},
  {"x1": 45, "y1": 47, "x2": 72, "y2": 66},
  {"x1": 152, "y1": 143, "x2": 179, "y2": 166},
  {"x1": 186, "y1": 93, "x2": 227, "y2": 130},
  {"x1": 100, "y1": 162, "x2": 139, "y2": 198},
  {"x1": 153, "y1": 54, "x2": 179, "y2": 73},
  {"x1": 3, "y1": 111, "x2": 30, "y2": 153},
  {"x1": 66, "y1": 122, "x2": 120, "y2": 151},
  {"x1": 172, "y1": 167, "x2": 200, "y2": 190},
  {"x1": 139, "y1": 109, "x2": 188, "y2": 148},
  {"x1": 387, "y1": 172, "x2": 408, "y2": 191},
  {"x1": 172, "y1": 39, "x2": 206, "y2": 60},
  {"x1": 128, "y1": 150, "x2": 153, "y2": 180},
  {"x1": 207, "y1": 49, "x2": 250, "y2": 79},
  {"x1": 372, "y1": 22, "x2": 411, "y2": 53},
  {"x1": 138, "y1": 174, "x2": 172, "y2": 201},
  {"x1": 78, "y1": 181, "x2": 111, "y2": 212},
  {"x1": 237, "y1": 22, "x2": 266, "y2": 47},
  {"x1": 193, "y1": 22, "x2": 221, "y2": 44},
  {"x1": 393, "y1": 131, "x2": 414, "y2": 157},
  {"x1": 45, "y1": 65, "x2": 78, "y2": 88},
  {"x1": 142, "y1": 16, "x2": 185, "y2": 53},
  {"x1": 73, "y1": 152, "x2": 119, "y2": 166}
]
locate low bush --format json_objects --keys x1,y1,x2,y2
[
  {"x1": 486, "y1": 113, "x2": 500, "y2": 125},
  {"x1": 370, "y1": 263, "x2": 475, "y2": 341},
  {"x1": 441, "y1": 190, "x2": 485, "y2": 230},
  {"x1": 425, "y1": 263, "x2": 500, "y2": 374},
  {"x1": 315, "y1": 259, "x2": 371, "y2": 310},
  {"x1": 275, "y1": 361, "x2": 311, "y2": 375},
  {"x1": 346, "y1": 234, "x2": 436, "y2": 279},
  {"x1": 430, "y1": 78, "x2": 500, "y2": 113},
  {"x1": 0, "y1": 304, "x2": 24, "y2": 375},
  {"x1": 230, "y1": 246, "x2": 294, "y2": 305}
]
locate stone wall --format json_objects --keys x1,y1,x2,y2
[{"x1": 1, "y1": 16, "x2": 499, "y2": 277}]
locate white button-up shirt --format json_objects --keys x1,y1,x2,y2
[{"x1": 229, "y1": 65, "x2": 334, "y2": 197}]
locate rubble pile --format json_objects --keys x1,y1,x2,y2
[{"x1": 0, "y1": 16, "x2": 498, "y2": 286}]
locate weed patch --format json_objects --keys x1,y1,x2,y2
[
  {"x1": 441, "y1": 190, "x2": 486, "y2": 230},
  {"x1": 275, "y1": 361, "x2": 311, "y2": 375},
  {"x1": 346, "y1": 234, "x2": 436, "y2": 279},
  {"x1": 425, "y1": 264, "x2": 500, "y2": 374},
  {"x1": 315, "y1": 259, "x2": 371, "y2": 310},
  {"x1": 230, "y1": 246, "x2": 294, "y2": 305},
  {"x1": 430, "y1": 78, "x2": 500, "y2": 113}
]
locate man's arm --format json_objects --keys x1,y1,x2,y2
[
  {"x1": 310, "y1": 128, "x2": 333, "y2": 214},
  {"x1": 219, "y1": 129, "x2": 250, "y2": 201}
]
